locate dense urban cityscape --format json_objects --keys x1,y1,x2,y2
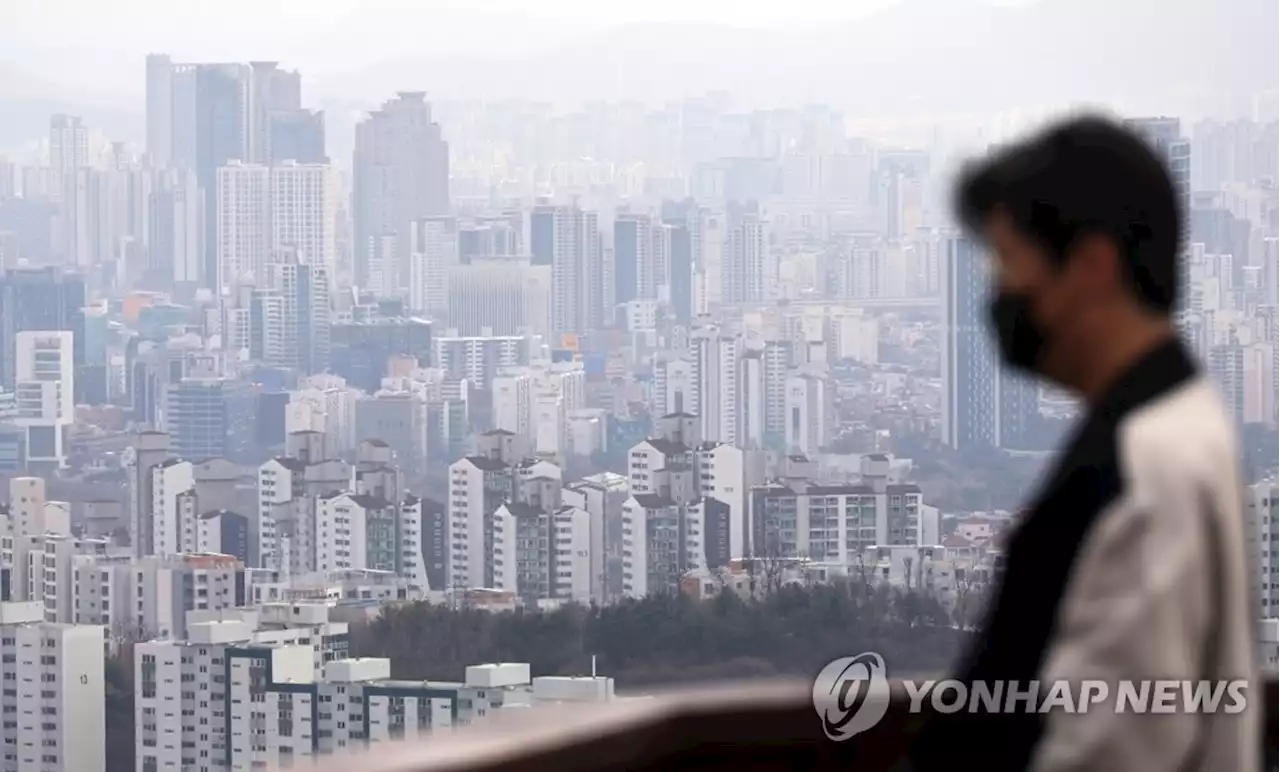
[{"x1": 0, "y1": 1, "x2": 1276, "y2": 770}]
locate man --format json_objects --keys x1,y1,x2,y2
[{"x1": 907, "y1": 116, "x2": 1259, "y2": 771}]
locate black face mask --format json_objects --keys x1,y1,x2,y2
[{"x1": 988, "y1": 290, "x2": 1048, "y2": 374}]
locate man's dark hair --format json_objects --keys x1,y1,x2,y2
[{"x1": 954, "y1": 115, "x2": 1183, "y2": 313}]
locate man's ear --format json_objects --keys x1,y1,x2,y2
[{"x1": 1068, "y1": 232, "x2": 1124, "y2": 299}]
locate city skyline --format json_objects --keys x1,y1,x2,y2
[{"x1": 0, "y1": 3, "x2": 1274, "y2": 771}]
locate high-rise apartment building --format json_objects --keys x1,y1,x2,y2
[
  {"x1": 457, "y1": 214, "x2": 521, "y2": 261},
  {"x1": 215, "y1": 161, "x2": 336, "y2": 293},
  {"x1": 432, "y1": 333, "x2": 529, "y2": 387},
  {"x1": 941, "y1": 236, "x2": 994, "y2": 450},
  {"x1": 147, "y1": 168, "x2": 204, "y2": 291},
  {"x1": 691, "y1": 328, "x2": 742, "y2": 445},
  {"x1": 134, "y1": 612, "x2": 355, "y2": 771},
  {"x1": 149, "y1": 459, "x2": 196, "y2": 556},
  {"x1": 270, "y1": 161, "x2": 337, "y2": 280},
  {"x1": 613, "y1": 212, "x2": 654, "y2": 307},
  {"x1": 353, "y1": 93, "x2": 450, "y2": 292},
  {"x1": 194, "y1": 64, "x2": 251, "y2": 286},
  {"x1": 660, "y1": 199, "x2": 702, "y2": 322},
  {"x1": 248, "y1": 61, "x2": 303, "y2": 164},
  {"x1": 783, "y1": 371, "x2": 830, "y2": 456},
  {"x1": 147, "y1": 54, "x2": 325, "y2": 286},
  {"x1": 722, "y1": 209, "x2": 768, "y2": 305},
  {"x1": 268, "y1": 109, "x2": 326, "y2": 164},
  {"x1": 940, "y1": 237, "x2": 1039, "y2": 450},
  {"x1": 0, "y1": 602, "x2": 104, "y2": 772},
  {"x1": 750, "y1": 477, "x2": 937, "y2": 563},
  {"x1": 48, "y1": 115, "x2": 88, "y2": 179},
  {"x1": 407, "y1": 216, "x2": 457, "y2": 316},
  {"x1": 529, "y1": 205, "x2": 556, "y2": 267},
  {"x1": 129, "y1": 430, "x2": 171, "y2": 559},
  {"x1": 1246, "y1": 480, "x2": 1280, "y2": 622},
  {"x1": 145, "y1": 54, "x2": 175, "y2": 167},
  {"x1": 266, "y1": 250, "x2": 332, "y2": 375},
  {"x1": 1125, "y1": 117, "x2": 1192, "y2": 320},
  {"x1": 534, "y1": 205, "x2": 601, "y2": 336},
  {"x1": 444, "y1": 257, "x2": 552, "y2": 338},
  {"x1": 215, "y1": 162, "x2": 270, "y2": 289},
  {"x1": 1208, "y1": 342, "x2": 1246, "y2": 428}
]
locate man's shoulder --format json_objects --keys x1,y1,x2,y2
[{"x1": 1115, "y1": 376, "x2": 1237, "y2": 492}]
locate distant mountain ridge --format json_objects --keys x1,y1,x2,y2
[{"x1": 322, "y1": 0, "x2": 1276, "y2": 112}]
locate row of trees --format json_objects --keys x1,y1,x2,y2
[
  {"x1": 102, "y1": 581, "x2": 968, "y2": 771},
  {"x1": 351, "y1": 581, "x2": 966, "y2": 686}
]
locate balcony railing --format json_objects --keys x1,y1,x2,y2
[{"x1": 301, "y1": 675, "x2": 1278, "y2": 772}]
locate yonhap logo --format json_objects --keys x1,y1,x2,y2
[
  {"x1": 812, "y1": 655, "x2": 1249, "y2": 743},
  {"x1": 812, "y1": 652, "x2": 891, "y2": 741}
]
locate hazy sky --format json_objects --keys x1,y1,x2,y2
[{"x1": 6, "y1": 0, "x2": 1029, "y2": 91}]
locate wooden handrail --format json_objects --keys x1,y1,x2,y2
[
  {"x1": 302, "y1": 674, "x2": 1278, "y2": 772},
  {"x1": 299, "y1": 679, "x2": 916, "y2": 772}
]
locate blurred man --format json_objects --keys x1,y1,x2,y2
[{"x1": 907, "y1": 116, "x2": 1259, "y2": 771}]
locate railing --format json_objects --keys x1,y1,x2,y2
[{"x1": 302, "y1": 675, "x2": 1278, "y2": 772}]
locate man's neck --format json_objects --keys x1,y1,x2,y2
[{"x1": 1078, "y1": 316, "x2": 1176, "y2": 406}]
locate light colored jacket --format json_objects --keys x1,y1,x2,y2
[{"x1": 1030, "y1": 378, "x2": 1260, "y2": 772}]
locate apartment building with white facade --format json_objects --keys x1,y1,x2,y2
[
  {"x1": 627, "y1": 413, "x2": 752, "y2": 559},
  {"x1": 433, "y1": 333, "x2": 532, "y2": 387},
  {"x1": 621, "y1": 412, "x2": 740, "y2": 597},
  {"x1": 215, "y1": 162, "x2": 270, "y2": 291},
  {"x1": 407, "y1": 216, "x2": 458, "y2": 317},
  {"x1": 691, "y1": 328, "x2": 742, "y2": 445},
  {"x1": 783, "y1": 371, "x2": 831, "y2": 457},
  {"x1": 748, "y1": 455, "x2": 940, "y2": 565},
  {"x1": 71, "y1": 552, "x2": 245, "y2": 641},
  {"x1": 446, "y1": 432, "x2": 560, "y2": 591},
  {"x1": 3, "y1": 476, "x2": 71, "y2": 539},
  {"x1": 257, "y1": 454, "x2": 351, "y2": 573},
  {"x1": 150, "y1": 460, "x2": 195, "y2": 557},
  {"x1": 183, "y1": 603, "x2": 350, "y2": 676},
  {"x1": 490, "y1": 373, "x2": 533, "y2": 440},
  {"x1": 490, "y1": 503, "x2": 600, "y2": 606},
  {"x1": 288, "y1": 375, "x2": 360, "y2": 455},
  {"x1": 620, "y1": 494, "x2": 723, "y2": 598},
  {"x1": 562, "y1": 473, "x2": 630, "y2": 603},
  {"x1": 492, "y1": 361, "x2": 587, "y2": 458},
  {"x1": 651, "y1": 355, "x2": 696, "y2": 419},
  {"x1": 215, "y1": 160, "x2": 336, "y2": 292},
  {"x1": 135, "y1": 603, "x2": 352, "y2": 772},
  {"x1": 137, "y1": 617, "x2": 606, "y2": 772},
  {"x1": 244, "y1": 568, "x2": 427, "y2": 608},
  {"x1": 311, "y1": 493, "x2": 425, "y2": 588},
  {"x1": 0, "y1": 601, "x2": 103, "y2": 772},
  {"x1": 1247, "y1": 479, "x2": 1279, "y2": 619},
  {"x1": 270, "y1": 161, "x2": 337, "y2": 281},
  {"x1": 444, "y1": 257, "x2": 552, "y2": 338}
]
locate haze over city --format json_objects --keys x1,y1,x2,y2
[{"x1": 0, "y1": 1, "x2": 1275, "y2": 771}]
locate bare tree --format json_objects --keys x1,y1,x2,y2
[
  {"x1": 949, "y1": 563, "x2": 984, "y2": 630},
  {"x1": 107, "y1": 620, "x2": 156, "y2": 657},
  {"x1": 851, "y1": 552, "x2": 873, "y2": 604},
  {"x1": 708, "y1": 565, "x2": 733, "y2": 598},
  {"x1": 744, "y1": 553, "x2": 759, "y2": 599},
  {"x1": 757, "y1": 540, "x2": 787, "y2": 597}
]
